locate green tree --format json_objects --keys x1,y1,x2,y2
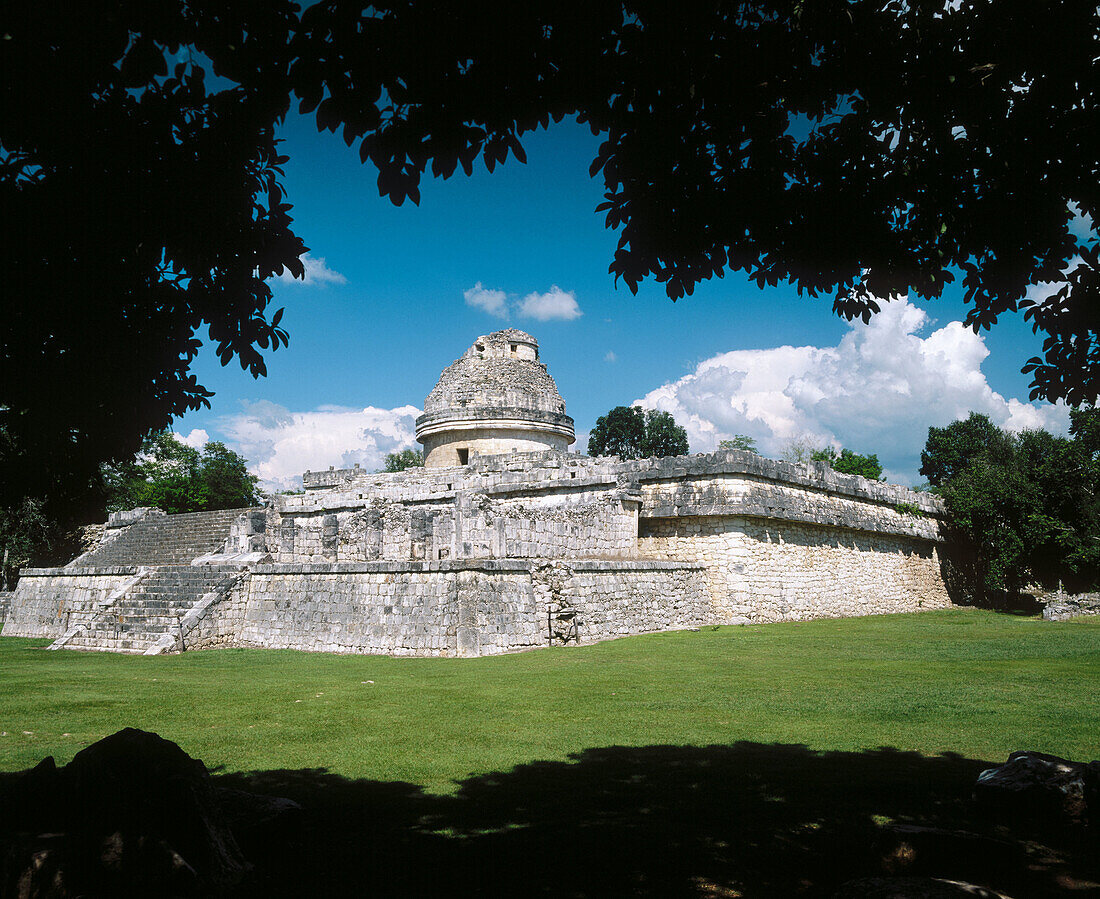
[
  {"x1": 919, "y1": 413, "x2": 1002, "y2": 489},
  {"x1": 199, "y1": 442, "x2": 263, "y2": 511},
  {"x1": 718, "y1": 436, "x2": 758, "y2": 454},
  {"x1": 922, "y1": 413, "x2": 1100, "y2": 599},
  {"x1": 106, "y1": 433, "x2": 259, "y2": 515},
  {"x1": 383, "y1": 449, "x2": 424, "y2": 472},
  {"x1": 0, "y1": 498, "x2": 53, "y2": 592},
  {"x1": 642, "y1": 410, "x2": 690, "y2": 459},
  {"x1": 811, "y1": 447, "x2": 884, "y2": 481},
  {"x1": 587, "y1": 407, "x2": 646, "y2": 460},
  {"x1": 5, "y1": 1, "x2": 1099, "y2": 506},
  {"x1": 588, "y1": 407, "x2": 688, "y2": 460}
]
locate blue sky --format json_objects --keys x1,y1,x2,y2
[{"x1": 174, "y1": 112, "x2": 1076, "y2": 488}]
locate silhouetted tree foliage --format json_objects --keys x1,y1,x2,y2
[
  {"x1": 1, "y1": 1, "x2": 304, "y2": 511},
  {"x1": 383, "y1": 449, "x2": 424, "y2": 472},
  {"x1": 921, "y1": 410, "x2": 1100, "y2": 598},
  {"x1": 106, "y1": 432, "x2": 260, "y2": 515},
  {"x1": 811, "y1": 447, "x2": 884, "y2": 481},
  {"x1": 4, "y1": 0, "x2": 1099, "y2": 510},
  {"x1": 588, "y1": 406, "x2": 689, "y2": 460}
]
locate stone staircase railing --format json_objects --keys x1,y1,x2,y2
[
  {"x1": 47, "y1": 568, "x2": 152, "y2": 651},
  {"x1": 142, "y1": 569, "x2": 249, "y2": 655},
  {"x1": 55, "y1": 565, "x2": 245, "y2": 654}
]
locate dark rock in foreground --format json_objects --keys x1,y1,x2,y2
[
  {"x1": 974, "y1": 750, "x2": 1100, "y2": 830},
  {"x1": 0, "y1": 728, "x2": 299, "y2": 898}
]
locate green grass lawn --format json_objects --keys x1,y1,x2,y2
[{"x1": 2, "y1": 609, "x2": 1099, "y2": 793}]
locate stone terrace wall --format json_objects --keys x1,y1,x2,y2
[
  {"x1": 4, "y1": 567, "x2": 141, "y2": 638},
  {"x1": 182, "y1": 558, "x2": 709, "y2": 657},
  {"x1": 0, "y1": 592, "x2": 12, "y2": 630},
  {"x1": 302, "y1": 450, "x2": 942, "y2": 534},
  {"x1": 271, "y1": 483, "x2": 639, "y2": 564},
  {"x1": 639, "y1": 516, "x2": 949, "y2": 623},
  {"x1": 535, "y1": 559, "x2": 711, "y2": 643}
]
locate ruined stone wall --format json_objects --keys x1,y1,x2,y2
[
  {"x1": 637, "y1": 472, "x2": 940, "y2": 541},
  {"x1": 534, "y1": 559, "x2": 711, "y2": 643},
  {"x1": 302, "y1": 451, "x2": 942, "y2": 532},
  {"x1": 269, "y1": 490, "x2": 638, "y2": 563},
  {"x1": 173, "y1": 558, "x2": 709, "y2": 657},
  {"x1": 453, "y1": 496, "x2": 637, "y2": 560},
  {"x1": 1038, "y1": 591, "x2": 1100, "y2": 621},
  {"x1": 638, "y1": 516, "x2": 949, "y2": 623},
  {"x1": 224, "y1": 561, "x2": 537, "y2": 656},
  {"x1": 0, "y1": 592, "x2": 12, "y2": 630},
  {"x1": 267, "y1": 501, "x2": 452, "y2": 564},
  {"x1": 3, "y1": 567, "x2": 141, "y2": 638}
]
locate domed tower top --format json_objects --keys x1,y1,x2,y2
[
  {"x1": 466, "y1": 329, "x2": 539, "y2": 362},
  {"x1": 416, "y1": 330, "x2": 575, "y2": 467}
]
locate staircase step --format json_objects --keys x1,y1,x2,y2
[{"x1": 55, "y1": 563, "x2": 243, "y2": 654}]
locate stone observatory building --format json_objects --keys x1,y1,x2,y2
[
  {"x1": 415, "y1": 329, "x2": 575, "y2": 467},
  {"x1": 4, "y1": 329, "x2": 954, "y2": 657}
]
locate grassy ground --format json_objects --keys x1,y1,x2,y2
[
  {"x1": 3, "y1": 608, "x2": 1100, "y2": 896},
  {"x1": 2, "y1": 609, "x2": 1098, "y2": 792}
]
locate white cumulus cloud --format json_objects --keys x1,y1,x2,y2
[
  {"x1": 274, "y1": 254, "x2": 347, "y2": 287},
  {"x1": 635, "y1": 298, "x2": 1068, "y2": 484},
  {"x1": 518, "y1": 286, "x2": 583, "y2": 321},
  {"x1": 173, "y1": 429, "x2": 209, "y2": 450},
  {"x1": 464, "y1": 282, "x2": 509, "y2": 318},
  {"x1": 218, "y1": 400, "x2": 421, "y2": 491}
]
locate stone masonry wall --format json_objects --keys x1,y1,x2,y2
[
  {"x1": 177, "y1": 558, "x2": 709, "y2": 657},
  {"x1": 268, "y1": 492, "x2": 638, "y2": 564},
  {"x1": 231, "y1": 562, "x2": 537, "y2": 656},
  {"x1": 637, "y1": 472, "x2": 940, "y2": 541},
  {"x1": 638, "y1": 516, "x2": 949, "y2": 623},
  {"x1": 0, "y1": 592, "x2": 12, "y2": 630},
  {"x1": 421, "y1": 425, "x2": 573, "y2": 468},
  {"x1": 534, "y1": 560, "x2": 712, "y2": 644},
  {"x1": 3, "y1": 568, "x2": 140, "y2": 638},
  {"x1": 1038, "y1": 591, "x2": 1100, "y2": 621}
]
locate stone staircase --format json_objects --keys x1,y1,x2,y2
[
  {"x1": 75, "y1": 509, "x2": 256, "y2": 567},
  {"x1": 55, "y1": 565, "x2": 244, "y2": 654}
]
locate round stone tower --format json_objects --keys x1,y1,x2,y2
[{"x1": 415, "y1": 329, "x2": 575, "y2": 467}]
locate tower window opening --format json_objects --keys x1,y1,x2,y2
[
  {"x1": 457, "y1": 448, "x2": 469, "y2": 465},
  {"x1": 510, "y1": 343, "x2": 517, "y2": 355}
]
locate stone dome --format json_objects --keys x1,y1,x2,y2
[{"x1": 416, "y1": 330, "x2": 575, "y2": 467}]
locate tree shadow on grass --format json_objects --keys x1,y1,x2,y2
[{"x1": 217, "y1": 743, "x2": 1098, "y2": 898}]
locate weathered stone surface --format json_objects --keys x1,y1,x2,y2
[
  {"x1": 416, "y1": 330, "x2": 575, "y2": 466},
  {"x1": 0, "y1": 729, "x2": 251, "y2": 896},
  {"x1": 974, "y1": 751, "x2": 1100, "y2": 828}
]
